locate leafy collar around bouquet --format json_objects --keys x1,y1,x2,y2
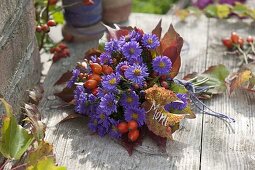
[{"x1": 54, "y1": 20, "x2": 233, "y2": 155}]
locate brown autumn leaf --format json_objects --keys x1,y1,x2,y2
[
  {"x1": 183, "y1": 72, "x2": 198, "y2": 80},
  {"x1": 28, "y1": 84, "x2": 44, "y2": 105},
  {"x1": 84, "y1": 48, "x2": 102, "y2": 60},
  {"x1": 54, "y1": 71, "x2": 72, "y2": 85},
  {"x1": 160, "y1": 24, "x2": 184, "y2": 78},
  {"x1": 103, "y1": 24, "x2": 132, "y2": 41},
  {"x1": 228, "y1": 69, "x2": 252, "y2": 94},
  {"x1": 152, "y1": 19, "x2": 162, "y2": 40},
  {"x1": 58, "y1": 113, "x2": 83, "y2": 124},
  {"x1": 54, "y1": 86, "x2": 76, "y2": 103}
]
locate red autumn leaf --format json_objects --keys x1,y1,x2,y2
[
  {"x1": 160, "y1": 24, "x2": 183, "y2": 78},
  {"x1": 103, "y1": 24, "x2": 132, "y2": 40},
  {"x1": 54, "y1": 86, "x2": 76, "y2": 103},
  {"x1": 119, "y1": 126, "x2": 146, "y2": 156},
  {"x1": 84, "y1": 48, "x2": 102, "y2": 60},
  {"x1": 152, "y1": 19, "x2": 162, "y2": 40},
  {"x1": 54, "y1": 71, "x2": 72, "y2": 85},
  {"x1": 147, "y1": 128, "x2": 167, "y2": 152}
]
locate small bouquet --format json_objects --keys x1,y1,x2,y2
[{"x1": 56, "y1": 21, "x2": 197, "y2": 154}]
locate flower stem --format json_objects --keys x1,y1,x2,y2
[{"x1": 237, "y1": 45, "x2": 248, "y2": 64}]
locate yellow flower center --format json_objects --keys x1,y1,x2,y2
[
  {"x1": 126, "y1": 97, "x2": 133, "y2": 103},
  {"x1": 147, "y1": 38, "x2": 153, "y2": 44},
  {"x1": 132, "y1": 113, "x2": 138, "y2": 119},
  {"x1": 109, "y1": 78, "x2": 116, "y2": 85},
  {"x1": 134, "y1": 69, "x2": 141, "y2": 76},
  {"x1": 159, "y1": 61, "x2": 165, "y2": 68},
  {"x1": 100, "y1": 114, "x2": 105, "y2": 120},
  {"x1": 129, "y1": 48, "x2": 135, "y2": 54}
]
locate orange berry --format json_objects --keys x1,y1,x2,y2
[
  {"x1": 84, "y1": 79, "x2": 98, "y2": 90},
  {"x1": 128, "y1": 129, "x2": 140, "y2": 142},
  {"x1": 117, "y1": 122, "x2": 128, "y2": 134},
  {"x1": 90, "y1": 63, "x2": 103, "y2": 74},
  {"x1": 128, "y1": 120, "x2": 138, "y2": 131}
]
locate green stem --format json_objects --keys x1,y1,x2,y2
[
  {"x1": 148, "y1": 76, "x2": 160, "y2": 87},
  {"x1": 62, "y1": 1, "x2": 82, "y2": 8},
  {"x1": 237, "y1": 45, "x2": 248, "y2": 64},
  {"x1": 250, "y1": 42, "x2": 255, "y2": 55}
]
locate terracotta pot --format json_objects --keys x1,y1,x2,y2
[
  {"x1": 62, "y1": 0, "x2": 105, "y2": 42},
  {"x1": 102, "y1": 0, "x2": 132, "y2": 24}
]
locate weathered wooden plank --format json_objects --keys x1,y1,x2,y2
[
  {"x1": 39, "y1": 13, "x2": 209, "y2": 169},
  {"x1": 201, "y1": 18, "x2": 255, "y2": 170}
]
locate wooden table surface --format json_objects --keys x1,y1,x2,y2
[{"x1": 39, "y1": 13, "x2": 255, "y2": 170}]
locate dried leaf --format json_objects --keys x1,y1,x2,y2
[
  {"x1": 84, "y1": 48, "x2": 102, "y2": 60},
  {"x1": 25, "y1": 141, "x2": 53, "y2": 166},
  {"x1": 160, "y1": 24, "x2": 184, "y2": 78},
  {"x1": 152, "y1": 19, "x2": 162, "y2": 40},
  {"x1": 54, "y1": 86, "x2": 76, "y2": 103},
  {"x1": 103, "y1": 24, "x2": 131, "y2": 41},
  {"x1": 28, "y1": 84, "x2": 44, "y2": 105},
  {"x1": 24, "y1": 104, "x2": 46, "y2": 141},
  {"x1": 147, "y1": 128, "x2": 167, "y2": 152},
  {"x1": 54, "y1": 71, "x2": 72, "y2": 85},
  {"x1": 228, "y1": 69, "x2": 252, "y2": 94},
  {"x1": 58, "y1": 113, "x2": 83, "y2": 124},
  {"x1": 183, "y1": 72, "x2": 198, "y2": 80}
]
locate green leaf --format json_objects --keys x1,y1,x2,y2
[
  {"x1": 0, "y1": 98, "x2": 13, "y2": 117},
  {"x1": 52, "y1": 11, "x2": 64, "y2": 24},
  {"x1": 199, "y1": 64, "x2": 229, "y2": 94},
  {"x1": 176, "y1": 9, "x2": 189, "y2": 21},
  {"x1": 169, "y1": 82, "x2": 188, "y2": 94},
  {"x1": 26, "y1": 156, "x2": 66, "y2": 170},
  {"x1": 0, "y1": 99, "x2": 34, "y2": 160},
  {"x1": 232, "y1": 2, "x2": 249, "y2": 17},
  {"x1": 204, "y1": 5, "x2": 217, "y2": 17},
  {"x1": 216, "y1": 4, "x2": 231, "y2": 19}
]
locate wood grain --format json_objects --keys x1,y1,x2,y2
[{"x1": 200, "y1": 18, "x2": 255, "y2": 170}]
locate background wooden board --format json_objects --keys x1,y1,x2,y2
[{"x1": 39, "y1": 13, "x2": 255, "y2": 170}]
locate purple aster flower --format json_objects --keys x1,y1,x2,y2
[
  {"x1": 105, "y1": 39, "x2": 120, "y2": 53},
  {"x1": 122, "y1": 40, "x2": 142, "y2": 61},
  {"x1": 75, "y1": 92, "x2": 86, "y2": 115},
  {"x1": 124, "y1": 107, "x2": 145, "y2": 126},
  {"x1": 97, "y1": 125, "x2": 108, "y2": 137},
  {"x1": 109, "y1": 119, "x2": 121, "y2": 139},
  {"x1": 99, "y1": 93, "x2": 118, "y2": 114},
  {"x1": 142, "y1": 33, "x2": 160, "y2": 49},
  {"x1": 129, "y1": 30, "x2": 143, "y2": 41},
  {"x1": 88, "y1": 117, "x2": 98, "y2": 133},
  {"x1": 91, "y1": 55, "x2": 98, "y2": 63},
  {"x1": 96, "y1": 111, "x2": 112, "y2": 130},
  {"x1": 74, "y1": 85, "x2": 84, "y2": 100},
  {"x1": 99, "y1": 52, "x2": 112, "y2": 65},
  {"x1": 101, "y1": 73, "x2": 121, "y2": 91},
  {"x1": 120, "y1": 91, "x2": 140, "y2": 108},
  {"x1": 124, "y1": 63, "x2": 149, "y2": 85},
  {"x1": 67, "y1": 69, "x2": 80, "y2": 88},
  {"x1": 164, "y1": 93, "x2": 188, "y2": 111},
  {"x1": 116, "y1": 61, "x2": 129, "y2": 75},
  {"x1": 152, "y1": 56, "x2": 172, "y2": 76}
]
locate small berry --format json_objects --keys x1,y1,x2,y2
[
  {"x1": 41, "y1": 24, "x2": 50, "y2": 33},
  {"x1": 58, "y1": 43, "x2": 67, "y2": 49},
  {"x1": 238, "y1": 38, "x2": 244, "y2": 47},
  {"x1": 62, "y1": 49, "x2": 70, "y2": 56},
  {"x1": 128, "y1": 129, "x2": 140, "y2": 142},
  {"x1": 120, "y1": 65, "x2": 129, "y2": 72},
  {"x1": 84, "y1": 79, "x2": 98, "y2": 90},
  {"x1": 36, "y1": 26, "x2": 42, "y2": 32},
  {"x1": 117, "y1": 122, "x2": 129, "y2": 134},
  {"x1": 247, "y1": 36, "x2": 254, "y2": 43},
  {"x1": 161, "y1": 81, "x2": 168, "y2": 89},
  {"x1": 83, "y1": 0, "x2": 94, "y2": 5},
  {"x1": 47, "y1": 20, "x2": 57, "y2": 27},
  {"x1": 231, "y1": 32, "x2": 239, "y2": 44},
  {"x1": 63, "y1": 34, "x2": 74, "y2": 42},
  {"x1": 222, "y1": 38, "x2": 233, "y2": 49},
  {"x1": 88, "y1": 73, "x2": 101, "y2": 83},
  {"x1": 54, "y1": 47, "x2": 61, "y2": 53},
  {"x1": 50, "y1": 47, "x2": 56, "y2": 54},
  {"x1": 90, "y1": 63, "x2": 103, "y2": 74},
  {"x1": 49, "y1": 0, "x2": 58, "y2": 5},
  {"x1": 128, "y1": 120, "x2": 138, "y2": 131},
  {"x1": 102, "y1": 65, "x2": 113, "y2": 75}
]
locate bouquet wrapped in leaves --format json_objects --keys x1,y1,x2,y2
[{"x1": 55, "y1": 21, "x2": 197, "y2": 155}]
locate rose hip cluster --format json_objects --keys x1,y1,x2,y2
[
  {"x1": 36, "y1": 20, "x2": 57, "y2": 33},
  {"x1": 222, "y1": 32, "x2": 254, "y2": 49},
  {"x1": 117, "y1": 120, "x2": 139, "y2": 142},
  {"x1": 50, "y1": 43, "x2": 70, "y2": 62}
]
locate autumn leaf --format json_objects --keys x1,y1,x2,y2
[
  {"x1": 84, "y1": 48, "x2": 102, "y2": 60},
  {"x1": 160, "y1": 24, "x2": 184, "y2": 78},
  {"x1": 26, "y1": 156, "x2": 66, "y2": 170},
  {"x1": 232, "y1": 2, "x2": 249, "y2": 17},
  {"x1": 54, "y1": 71, "x2": 72, "y2": 85},
  {"x1": 152, "y1": 19, "x2": 162, "y2": 40},
  {"x1": 0, "y1": 99, "x2": 34, "y2": 160},
  {"x1": 176, "y1": 9, "x2": 190, "y2": 21},
  {"x1": 28, "y1": 85, "x2": 44, "y2": 105},
  {"x1": 228, "y1": 69, "x2": 252, "y2": 94},
  {"x1": 24, "y1": 104, "x2": 46, "y2": 141},
  {"x1": 54, "y1": 86, "x2": 76, "y2": 103},
  {"x1": 26, "y1": 141, "x2": 53, "y2": 166},
  {"x1": 103, "y1": 24, "x2": 132, "y2": 41},
  {"x1": 58, "y1": 113, "x2": 83, "y2": 124}
]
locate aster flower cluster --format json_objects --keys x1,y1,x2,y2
[{"x1": 66, "y1": 27, "x2": 190, "y2": 142}]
